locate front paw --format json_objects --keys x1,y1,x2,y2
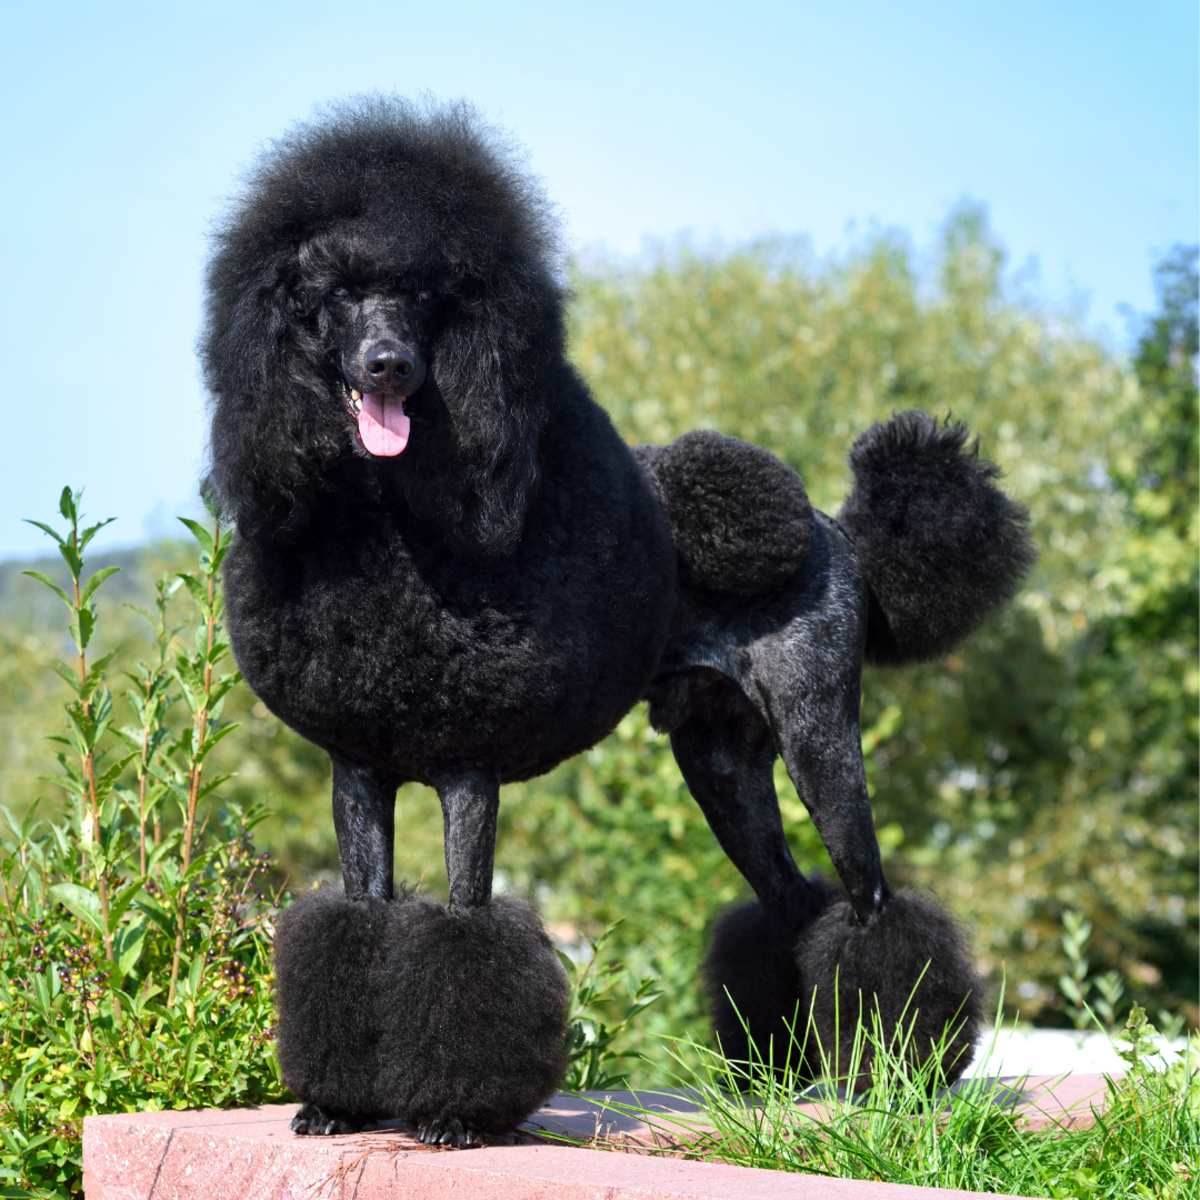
[
  {"x1": 290, "y1": 1101, "x2": 365, "y2": 1136},
  {"x1": 415, "y1": 1116, "x2": 482, "y2": 1149}
]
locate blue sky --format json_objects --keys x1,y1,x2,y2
[{"x1": 1, "y1": 0, "x2": 1195, "y2": 559}]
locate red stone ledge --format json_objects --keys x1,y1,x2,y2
[{"x1": 84, "y1": 1076, "x2": 1110, "y2": 1200}]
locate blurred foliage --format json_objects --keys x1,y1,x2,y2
[{"x1": 0, "y1": 211, "x2": 1194, "y2": 1089}]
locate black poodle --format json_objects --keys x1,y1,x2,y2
[{"x1": 201, "y1": 97, "x2": 1033, "y2": 1147}]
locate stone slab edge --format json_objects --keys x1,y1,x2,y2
[{"x1": 84, "y1": 1076, "x2": 1110, "y2": 1200}]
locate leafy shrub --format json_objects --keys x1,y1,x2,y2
[
  {"x1": 0, "y1": 492, "x2": 284, "y2": 1199},
  {"x1": 560, "y1": 922, "x2": 662, "y2": 1091}
]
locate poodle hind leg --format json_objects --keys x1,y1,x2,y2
[
  {"x1": 668, "y1": 679, "x2": 829, "y2": 1076},
  {"x1": 764, "y1": 666, "x2": 983, "y2": 1089}
]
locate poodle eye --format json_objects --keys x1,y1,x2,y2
[
  {"x1": 329, "y1": 285, "x2": 349, "y2": 299},
  {"x1": 417, "y1": 289, "x2": 437, "y2": 304}
]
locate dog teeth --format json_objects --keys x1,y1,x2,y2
[
  {"x1": 351, "y1": 389, "x2": 361, "y2": 400},
  {"x1": 349, "y1": 389, "x2": 363, "y2": 412}
]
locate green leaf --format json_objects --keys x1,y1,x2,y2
[
  {"x1": 178, "y1": 518, "x2": 215, "y2": 556},
  {"x1": 146, "y1": 831, "x2": 182, "y2": 868},
  {"x1": 206, "y1": 641, "x2": 235, "y2": 669},
  {"x1": 81, "y1": 565, "x2": 121, "y2": 606},
  {"x1": 58, "y1": 486, "x2": 77, "y2": 521},
  {"x1": 90, "y1": 673, "x2": 116, "y2": 714},
  {"x1": 74, "y1": 604, "x2": 95, "y2": 651},
  {"x1": 20, "y1": 570, "x2": 70, "y2": 607},
  {"x1": 195, "y1": 723, "x2": 239, "y2": 762},
  {"x1": 206, "y1": 677, "x2": 240, "y2": 709},
  {"x1": 29, "y1": 970, "x2": 51, "y2": 1017},
  {"x1": 77, "y1": 516, "x2": 117, "y2": 552},
  {"x1": 177, "y1": 573, "x2": 208, "y2": 608},
  {"x1": 133, "y1": 893, "x2": 175, "y2": 940},
  {"x1": 111, "y1": 727, "x2": 143, "y2": 753},
  {"x1": 65, "y1": 707, "x2": 99, "y2": 754},
  {"x1": 22, "y1": 518, "x2": 65, "y2": 547},
  {"x1": 47, "y1": 883, "x2": 104, "y2": 935},
  {"x1": 113, "y1": 919, "x2": 148, "y2": 979},
  {"x1": 196, "y1": 774, "x2": 235, "y2": 802},
  {"x1": 108, "y1": 875, "x2": 146, "y2": 929},
  {"x1": 51, "y1": 660, "x2": 84, "y2": 695},
  {"x1": 58, "y1": 540, "x2": 83, "y2": 583},
  {"x1": 93, "y1": 754, "x2": 134, "y2": 811}
]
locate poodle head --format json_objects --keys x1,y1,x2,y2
[{"x1": 201, "y1": 96, "x2": 564, "y2": 552}]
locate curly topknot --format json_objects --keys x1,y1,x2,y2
[
  {"x1": 212, "y1": 96, "x2": 562, "y2": 281},
  {"x1": 201, "y1": 96, "x2": 566, "y2": 549}
]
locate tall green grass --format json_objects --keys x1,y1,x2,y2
[{"x1": 577, "y1": 1001, "x2": 1198, "y2": 1198}]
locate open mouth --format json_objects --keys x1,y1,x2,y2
[{"x1": 345, "y1": 386, "x2": 411, "y2": 457}]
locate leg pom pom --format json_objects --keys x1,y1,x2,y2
[
  {"x1": 796, "y1": 892, "x2": 983, "y2": 1091},
  {"x1": 703, "y1": 899, "x2": 825, "y2": 1081},
  {"x1": 274, "y1": 889, "x2": 569, "y2": 1136}
]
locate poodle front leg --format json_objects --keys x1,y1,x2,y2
[
  {"x1": 435, "y1": 766, "x2": 500, "y2": 910},
  {"x1": 345, "y1": 766, "x2": 563, "y2": 1149},
  {"x1": 331, "y1": 757, "x2": 400, "y2": 899},
  {"x1": 279, "y1": 762, "x2": 569, "y2": 1147},
  {"x1": 279, "y1": 757, "x2": 401, "y2": 1136}
]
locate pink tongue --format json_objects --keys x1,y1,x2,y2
[{"x1": 358, "y1": 393, "x2": 410, "y2": 457}]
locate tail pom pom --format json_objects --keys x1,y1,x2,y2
[{"x1": 838, "y1": 411, "x2": 1035, "y2": 666}]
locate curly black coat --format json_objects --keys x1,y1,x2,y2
[{"x1": 201, "y1": 97, "x2": 1033, "y2": 1145}]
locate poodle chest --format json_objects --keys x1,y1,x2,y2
[{"x1": 222, "y1": 494, "x2": 675, "y2": 784}]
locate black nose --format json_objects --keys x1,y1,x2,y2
[{"x1": 364, "y1": 346, "x2": 422, "y2": 387}]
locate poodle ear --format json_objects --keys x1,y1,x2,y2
[
  {"x1": 201, "y1": 248, "x2": 342, "y2": 540},
  {"x1": 426, "y1": 270, "x2": 560, "y2": 555}
]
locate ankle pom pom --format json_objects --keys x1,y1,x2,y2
[
  {"x1": 275, "y1": 888, "x2": 569, "y2": 1133},
  {"x1": 795, "y1": 892, "x2": 983, "y2": 1091}
]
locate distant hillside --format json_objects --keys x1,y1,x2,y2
[{"x1": 0, "y1": 544, "x2": 180, "y2": 631}]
